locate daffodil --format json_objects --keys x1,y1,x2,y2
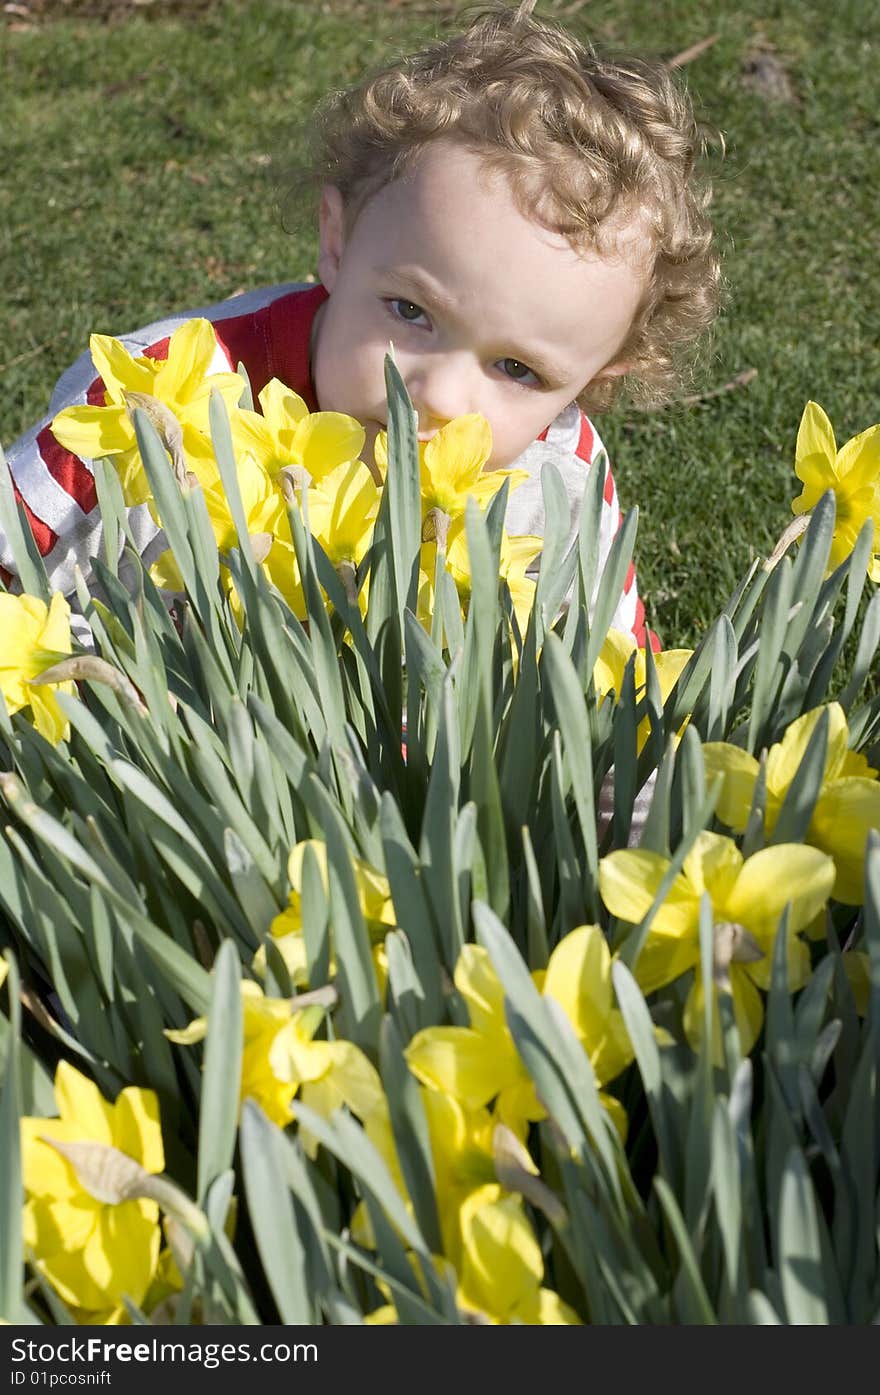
[
  {"x1": 306, "y1": 460, "x2": 382, "y2": 610},
  {"x1": 416, "y1": 516, "x2": 541, "y2": 634},
  {"x1": 360, "y1": 1088, "x2": 497, "y2": 1260},
  {"x1": 599, "y1": 831, "x2": 835, "y2": 1060},
  {"x1": 593, "y1": 628, "x2": 692, "y2": 753},
  {"x1": 456, "y1": 1184, "x2": 580, "y2": 1324},
  {"x1": 149, "y1": 449, "x2": 294, "y2": 595},
  {"x1": 229, "y1": 378, "x2": 364, "y2": 487},
  {"x1": 166, "y1": 981, "x2": 384, "y2": 1145},
  {"x1": 375, "y1": 415, "x2": 527, "y2": 543},
  {"x1": 255, "y1": 839, "x2": 395, "y2": 992},
  {"x1": 703, "y1": 703, "x2": 880, "y2": 904},
  {"x1": 360, "y1": 1081, "x2": 577, "y2": 1324},
  {"x1": 51, "y1": 320, "x2": 245, "y2": 507},
  {"x1": 790, "y1": 401, "x2": 880, "y2": 579},
  {"x1": 405, "y1": 928, "x2": 632, "y2": 1140},
  {"x1": 0, "y1": 592, "x2": 74, "y2": 743},
  {"x1": 20, "y1": 1061, "x2": 164, "y2": 1316}
]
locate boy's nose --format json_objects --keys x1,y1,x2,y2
[{"x1": 405, "y1": 356, "x2": 472, "y2": 435}]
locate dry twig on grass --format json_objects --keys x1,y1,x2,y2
[{"x1": 631, "y1": 368, "x2": 758, "y2": 414}]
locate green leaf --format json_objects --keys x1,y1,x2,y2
[
  {"x1": 209, "y1": 388, "x2": 259, "y2": 589},
  {"x1": 0, "y1": 953, "x2": 24, "y2": 1322},
  {"x1": 777, "y1": 1146, "x2": 829, "y2": 1324},
  {"x1": 584, "y1": 508, "x2": 638, "y2": 678},
  {"x1": 769, "y1": 707, "x2": 828, "y2": 846},
  {"x1": 534, "y1": 463, "x2": 578, "y2": 631},
  {"x1": 382, "y1": 353, "x2": 422, "y2": 629},
  {"x1": 542, "y1": 632, "x2": 598, "y2": 915},
  {"x1": 239, "y1": 1100, "x2": 313, "y2": 1323},
  {"x1": 747, "y1": 557, "x2": 794, "y2": 754},
  {"x1": 316, "y1": 782, "x2": 381, "y2": 1055},
  {"x1": 653, "y1": 1176, "x2": 717, "y2": 1324},
  {"x1": 611, "y1": 960, "x2": 677, "y2": 1187},
  {"x1": 197, "y1": 940, "x2": 243, "y2": 1205},
  {"x1": 839, "y1": 591, "x2": 880, "y2": 712},
  {"x1": 0, "y1": 444, "x2": 50, "y2": 600},
  {"x1": 379, "y1": 1015, "x2": 442, "y2": 1253},
  {"x1": 710, "y1": 1099, "x2": 744, "y2": 1307}
]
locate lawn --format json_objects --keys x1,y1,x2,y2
[{"x1": 2, "y1": 0, "x2": 878, "y2": 646}]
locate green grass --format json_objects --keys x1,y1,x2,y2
[{"x1": 2, "y1": 0, "x2": 878, "y2": 646}]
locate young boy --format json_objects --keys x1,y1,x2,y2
[{"x1": 2, "y1": 2, "x2": 718, "y2": 647}]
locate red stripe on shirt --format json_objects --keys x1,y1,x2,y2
[
  {"x1": 37, "y1": 426, "x2": 98, "y2": 516},
  {"x1": 575, "y1": 413, "x2": 594, "y2": 462},
  {"x1": 632, "y1": 594, "x2": 647, "y2": 649}
]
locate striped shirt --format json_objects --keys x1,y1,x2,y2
[{"x1": 3, "y1": 280, "x2": 650, "y2": 647}]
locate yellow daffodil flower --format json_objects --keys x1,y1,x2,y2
[
  {"x1": 593, "y1": 628, "x2": 693, "y2": 753},
  {"x1": 255, "y1": 839, "x2": 395, "y2": 993},
  {"x1": 166, "y1": 981, "x2": 384, "y2": 1145},
  {"x1": 0, "y1": 592, "x2": 74, "y2": 743},
  {"x1": 20, "y1": 1061, "x2": 164, "y2": 1316},
  {"x1": 307, "y1": 460, "x2": 382, "y2": 610},
  {"x1": 790, "y1": 401, "x2": 880, "y2": 579},
  {"x1": 598, "y1": 831, "x2": 835, "y2": 1060},
  {"x1": 703, "y1": 703, "x2": 880, "y2": 904},
  {"x1": 456, "y1": 1184, "x2": 580, "y2": 1325},
  {"x1": 375, "y1": 415, "x2": 527, "y2": 541},
  {"x1": 229, "y1": 378, "x2": 364, "y2": 486},
  {"x1": 149, "y1": 448, "x2": 293, "y2": 592},
  {"x1": 416, "y1": 516, "x2": 541, "y2": 634},
  {"x1": 358, "y1": 1084, "x2": 575, "y2": 1322},
  {"x1": 51, "y1": 320, "x2": 244, "y2": 507},
  {"x1": 360, "y1": 1088, "x2": 498, "y2": 1262},
  {"x1": 405, "y1": 928, "x2": 631, "y2": 1141}
]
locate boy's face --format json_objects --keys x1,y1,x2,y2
[{"x1": 311, "y1": 141, "x2": 648, "y2": 472}]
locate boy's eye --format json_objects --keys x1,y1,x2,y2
[
  {"x1": 388, "y1": 298, "x2": 429, "y2": 325},
  {"x1": 498, "y1": 357, "x2": 539, "y2": 386}
]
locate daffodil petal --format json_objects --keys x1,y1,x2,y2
[
  {"x1": 454, "y1": 944, "x2": 508, "y2": 1038},
  {"x1": 812, "y1": 779, "x2": 880, "y2": 904},
  {"x1": 153, "y1": 319, "x2": 217, "y2": 402},
  {"x1": 459, "y1": 1185, "x2": 542, "y2": 1320},
  {"x1": 599, "y1": 850, "x2": 698, "y2": 937},
  {"x1": 724, "y1": 843, "x2": 835, "y2": 940},
  {"x1": 89, "y1": 333, "x2": 155, "y2": 401},
  {"x1": 54, "y1": 1061, "x2": 114, "y2": 1143},
  {"x1": 795, "y1": 401, "x2": 836, "y2": 481},
  {"x1": 766, "y1": 704, "x2": 848, "y2": 793},
  {"x1": 701, "y1": 743, "x2": 760, "y2": 831},
  {"x1": 113, "y1": 1087, "x2": 164, "y2": 1176},
  {"x1": 258, "y1": 378, "x2": 309, "y2": 431},
  {"x1": 293, "y1": 412, "x2": 366, "y2": 478},
  {"x1": 51, "y1": 405, "x2": 133, "y2": 460},
  {"x1": 834, "y1": 423, "x2": 880, "y2": 489},
  {"x1": 405, "y1": 1026, "x2": 521, "y2": 1109},
  {"x1": 542, "y1": 924, "x2": 614, "y2": 1037}
]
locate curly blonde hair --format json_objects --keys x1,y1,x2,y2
[{"x1": 296, "y1": 1, "x2": 720, "y2": 412}]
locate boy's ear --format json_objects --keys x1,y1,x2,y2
[
  {"x1": 317, "y1": 185, "x2": 346, "y2": 292},
  {"x1": 592, "y1": 357, "x2": 633, "y2": 382}
]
